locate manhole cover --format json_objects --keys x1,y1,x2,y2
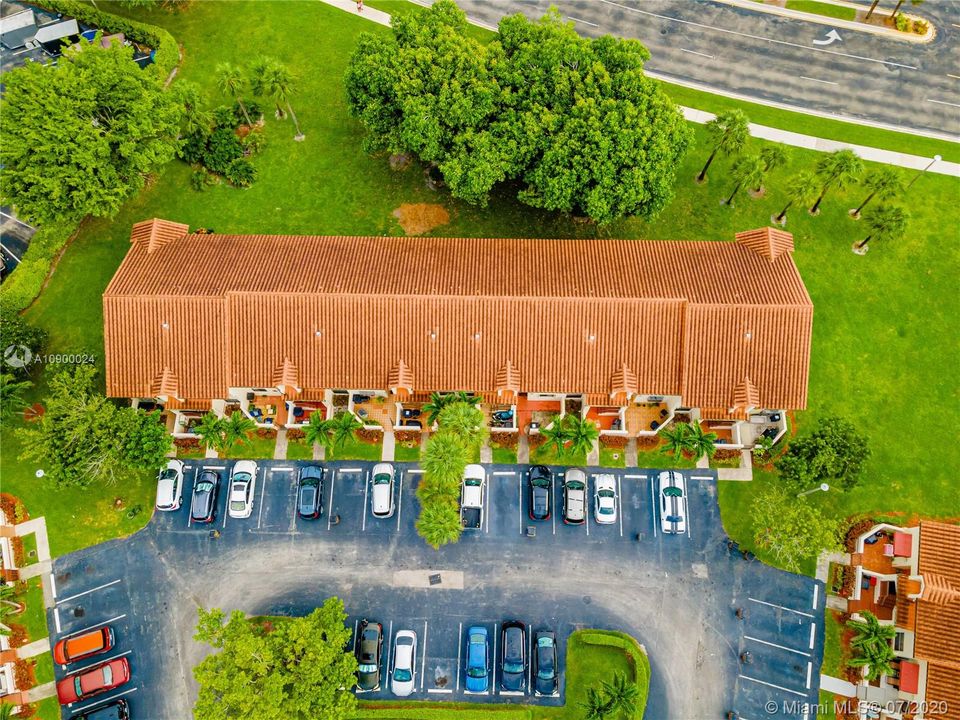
[
  {"x1": 583, "y1": 596, "x2": 592, "y2": 605},
  {"x1": 73, "y1": 607, "x2": 85, "y2": 618},
  {"x1": 429, "y1": 573, "x2": 442, "y2": 586}
]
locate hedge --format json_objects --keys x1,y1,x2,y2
[
  {"x1": 355, "y1": 709, "x2": 531, "y2": 720},
  {"x1": 0, "y1": 222, "x2": 76, "y2": 314},
  {"x1": 578, "y1": 630, "x2": 651, "y2": 720},
  {"x1": 35, "y1": 0, "x2": 179, "y2": 81}
]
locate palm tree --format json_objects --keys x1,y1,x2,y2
[
  {"x1": 810, "y1": 149, "x2": 864, "y2": 215},
  {"x1": 194, "y1": 412, "x2": 227, "y2": 453},
  {"x1": 563, "y1": 414, "x2": 599, "y2": 457},
  {"x1": 889, "y1": 0, "x2": 923, "y2": 20},
  {"x1": 0, "y1": 373, "x2": 32, "y2": 421},
  {"x1": 423, "y1": 392, "x2": 449, "y2": 427},
  {"x1": 581, "y1": 687, "x2": 614, "y2": 720},
  {"x1": 437, "y1": 401, "x2": 488, "y2": 450},
  {"x1": 222, "y1": 410, "x2": 256, "y2": 450},
  {"x1": 602, "y1": 672, "x2": 640, "y2": 718},
  {"x1": 697, "y1": 110, "x2": 750, "y2": 182},
  {"x1": 174, "y1": 80, "x2": 212, "y2": 136},
  {"x1": 660, "y1": 422, "x2": 691, "y2": 460},
  {"x1": 723, "y1": 154, "x2": 765, "y2": 206},
  {"x1": 687, "y1": 421, "x2": 719, "y2": 460},
  {"x1": 324, "y1": 411, "x2": 363, "y2": 451},
  {"x1": 0, "y1": 700, "x2": 14, "y2": 719},
  {"x1": 854, "y1": 205, "x2": 908, "y2": 253},
  {"x1": 415, "y1": 500, "x2": 462, "y2": 549},
  {"x1": 774, "y1": 170, "x2": 819, "y2": 225},
  {"x1": 303, "y1": 411, "x2": 327, "y2": 453},
  {"x1": 755, "y1": 145, "x2": 788, "y2": 193},
  {"x1": 215, "y1": 61, "x2": 252, "y2": 126},
  {"x1": 420, "y1": 433, "x2": 468, "y2": 494},
  {"x1": 865, "y1": 0, "x2": 880, "y2": 20},
  {"x1": 257, "y1": 58, "x2": 303, "y2": 140},
  {"x1": 540, "y1": 415, "x2": 569, "y2": 456},
  {"x1": 847, "y1": 611, "x2": 897, "y2": 681},
  {"x1": 850, "y1": 167, "x2": 903, "y2": 218}
]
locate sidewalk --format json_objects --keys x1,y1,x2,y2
[{"x1": 320, "y1": 0, "x2": 959, "y2": 175}]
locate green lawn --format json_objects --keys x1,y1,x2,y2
[
  {"x1": 599, "y1": 446, "x2": 627, "y2": 468},
  {"x1": 225, "y1": 433, "x2": 277, "y2": 460},
  {"x1": 31, "y1": 652, "x2": 55, "y2": 686},
  {"x1": 529, "y1": 444, "x2": 587, "y2": 468},
  {"x1": 34, "y1": 696, "x2": 61, "y2": 720},
  {"x1": 784, "y1": 0, "x2": 856, "y2": 21},
  {"x1": 821, "y1": 608, "x2": 846, "y2": 677},
  {"x1": 20, "y1": 531, "x2": 39, "y2": 566},
  {"x1": 328, "y1": 437, "x2": 383, "y2": 462},
  {"x1": 286, "y1": 438, "x2": 316, "y2": 460},
  {"x1": 394, "y1": 443, "x2": 421, "y2": 462},
  {"x1": 491, "y1": 446, "x2": 518, "y2": 464},
  {"x1": 17, "y1": 576, "x2": 48, "y2": 643},
  {"x1": 635, "y1": 450, "x2": 696, "y2": 470}
]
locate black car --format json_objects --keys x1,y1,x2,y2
[
  {"x1": 533, "y1": 630, "x2": 558, "y2": 696},
  {"x1": 528, "y1": 465, "x2": 552, "y2": 520},
  {"x1": 297, "y1": 466, "x2": 324, "y2": 519},
  {"x1": 74, "y1": 699, "x2": 130, "y2": 720},
  {"x1": 190, "y1": 469, "x2": 220, "y2": 523},
  {"x1": 355, "y1": 619, "x2": 383, "y2": 691},
  {"x1": 500, "y1": 620, "x2": 527, "y2": 691}
]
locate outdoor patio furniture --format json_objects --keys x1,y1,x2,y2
[
  {"x1": 659, "y1": 409, "x2": 668, "y2": 418},
  {"x1": 883, "y1": 543, "x2": 895, "y2": 557},
  {"x1": 650, "y1": 420, "x2": 660, "y2": 430},
  {"x1": 357, "y1": 408, "x2": 368, "y2": 419},
  {"x1": 293, "y1": 407, "x2": 304, "y2": 418},
  {"x1": 611, "y1": 418, "x2": 622, "y2": 431},
  {"x1": 265, "y1": 404, "x2": 276, "y2": 416},
  {"x1": 250, "y1": 408, "x2": 263, "y2": 419}
]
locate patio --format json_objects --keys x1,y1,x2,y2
[
  {"x1": 586, "y1": 405, "x2": 624, "y2": 432},
  {"x1": 849, "y1": 573, "x2": 897, "y2": 621},
  {"x1": 353, "y1": 396, "x2": 393, "y2": 429},
  {"x1": 483, "y1": 403, "x2": 516, "y2": 431},
  {"x1": 516, "y1": 398, "x2": 563, "y2": 434},
  {"x1": 248, "y1": 394, "x2": 288, "y2": 426},
  {"x1": 625, "y1": 402, "x2": 670, "y2": 434},
  {"x1": 287, "y1": 401, "x2": 327, "y2": 426}
]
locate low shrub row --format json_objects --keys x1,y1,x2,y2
[
  {"x1": 355, "y1": 707, "x2": 531, "y2": 719},
  {"x1": 0, "y1": 222, "x2": 75, "y2": 313},
  {"x1": 578, "y1": 630, "x2": 651, "y2": 720}
]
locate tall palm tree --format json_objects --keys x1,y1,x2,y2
[
  {"x1": 687, "y1": 421, "x2": 719, "y2": 461},
  {"x1": 774, "y1": 170, "x2": 819, "y2": 225},
  {"x1": 437, "y1": 401, "x2": 488, "y2": 450},
  {"x1": 854, "y1": 205, "x2": 908, "y2": 252},
  {"x1": 847, "y1": 611, "x2": 896, "y2": 654},
  {"x1": 215, "y1": 61, "x2": 252, "y2": 126},
  {"x1": 303, "y1": 411, "x2": 327, "y2": 452},
  {"x1": 0, "y1": 373, "x2": 32, "y2": 421},
  {"x1": 602, "y1": 672, "x2": 640, "y2": 718},
  {"x1": 194, "y1": 412, "x2": 227, "y2": 453},
  {"x1": 864, "y1": 0, "x2": 880, "y2": 20},
  {"x1": 420, "y1": 432, "x2": 468, "y2": 495},
  {"x1": 423, "y1": 392, "x2": 449, "y2": 427},
  {"x1": 581, "y1": 687, "x2": 614, "y2": 720},
  {"x1": 540, "y1": 415, "x2": 568, "y2": 456},
  {"x1": 222, "y1": 410, "x2": 256, "y2": 450},
  {"x1": 324, "y1": 411, "x2": 363, "y2": 451},
  {"x1": 889, "y1": 0, "x2": 923, "y2": 20},
  {"x1": 660, "y1": 422, "x2": 691, "y2": 460},
  {"x1": 850, "y1": 167, "x2": 903, "y2": 218},
  {"x1": 810, "y1": 149, "x2": 864, "y2": 214},
  {"x1": 697, "y1": 110, "x2": 750, "y2": 182},
  {"x1": 755, "y1": 145, "x2": 788, "y2": 193},
  {"x1": 415, "y1": 500, "x2": 462, "y2": 549},
  {"x1": 724, "y1": 154, "x2": 765, "y2": 206},
  {"x1": 259, "y1": 58, "x2": 303, "y2": 140},
  {"x1": 563, "y1": 414, "x2": 599, "y2": 457}
]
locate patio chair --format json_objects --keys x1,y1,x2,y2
[
  {"x1": 650, "y1": 420, "x2": 660, "y2": 430},
  {"x1": 659, "y1": 409, "x2": 668, "y2": 418}
]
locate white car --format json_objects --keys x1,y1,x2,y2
[
  {"x1": 371, "y1": 463, "x2": 395, "y2": 518},
  {"x1": 593, "y1": 473, "x2": 617, "y2": 524},
  {"x1": 658, "y1": 471, "x2": 687, "y2": 534},
  {"x1": 228, "y1": 460, "x2": 258, "y2": 519},
  {"x1": 155, "y1": 459, "x2": 185, "y2": 511},
  {"x1": 390, "y1": 629, "x2": 417, "y2": 696}
]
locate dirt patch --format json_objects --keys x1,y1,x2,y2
[
  {"x1": 392, "y1": 203, "x2": 450, "y2": 236},
  {"x1": 389, "y1": 153, "x2": 412, "y2": 171}
]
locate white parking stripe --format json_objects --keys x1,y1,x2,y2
[
  {"x1": 50, "y1": 573, "x2": 57, "y2": 600},
  {"x1": 362, "y1": 470, "x2": 369, "y2": 532},
  {"x1": 617, "y1": 475, "x2": 624, "y2": 538},
  {"x1": 685, "y1": 493, "x2": 691, "y2": 538},
  {"x1": 456, "y1": 622, "x2": 463, "y2": 692},
  {"x1": 484, "y1": 476, "x2": 490, "y2": 534},
  {"x1": 813, "y1": 585, "x2": 819, "y2": 609},
  {"x1": 518, "y1": 474, "x2": 523, "y2": 535},
  {"x1": 396, "y1": 472, "x2": 404, "y2": 532},
  {"x1": 806, "y1": 661, "x2": 813, "y2": 689},
  {"x1": 491, "y1": 623, "x2": 498, "y2": 696},
  {"x1": 650, "y1": 476, "x2": 657, "y2": 538},
  {"x1": 427, "y1": 688, "x2": 453, "y2": 693},
  {"x1": 691, "y1": 475, "x2": 712, "y2": 480},
  {"x1": 527, "y1": 624, "x2": 533, "y2": 692},
  {"x1": 57, "y1": 579, "x2": 121, "y2": 605},
  {"x1": 492, "y1": 471, "x2": 516, "y2": 476},
  {"x1": 187, "y1": 466, "x2": 198, "y2": 528},
  {"x1": 386, "y1": 620, "x2": 393, "y2": 689},
  {"x1": 420, "y1": 621, "x2": 428, "y2": 690},
  {"x1": 202, "y1": 465, "x2": 226, "y2": 470},
  {"x1": 54, "y1": 608, "x2": 61, "y2": 633},
  {"x1": 408, "y1": 469, "x2": 424, "y2": 474},
  {"x1": 809, "y1": 623, "x2": 817, "y2": 650},
  {"x1": 61, "y1": 649, "x2": 133, "y2": 675},
  {"x1": 340, "y1": 467, "x2": 362, "y2": 472},
  {"x1": 272, "y1": 466, "x2": 293, "y2": 471},
  {"x1": 74, "y1": 687, "x2": 138, "y2": 710},
  {"x1": 256, "y1": 466, "x2": 268, "y2": 529},
  {"x1": 624, "y1": 474, "x2": 645, "y2": 479},
  {"x1": 748, "y1": 597, "x2": 815, "y2": 618},
  {"x1": 57, "y1": 615, "x2": 127, "y2": 640},
  {"x1": 739, "y1": 674, "x2": 806, "y2": 697},
  {"x1": 326, "y1": 471, "x2": 337, "y2": 530},
  {"x1": 744, "y1": 635, "x2": 810, "y2": 657}
]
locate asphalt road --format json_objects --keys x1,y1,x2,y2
[
  {"x1": 445, "y1": 0, "x2": 960, "y2": 140},
  {"x1": 47, "y1": 461, "x2": 825, "y2": 720}
]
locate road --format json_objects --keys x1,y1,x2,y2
[{"x1": 443, "y1": 0, "x2": 960, "y2": 140}]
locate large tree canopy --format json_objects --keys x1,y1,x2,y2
[
  {"x1": 345, "y1": 0, "x2": 691, "y2": 223},
  {"x1": 193, "y1": 599, "x2": 358, "y2": 720},
  {"x1": 0, "y1": 40, "x2": 182, "y2": 224}
]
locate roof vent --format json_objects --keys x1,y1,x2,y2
[
  {"x1": 161, "y1": 322, "x2": 170, "y2": 331},
  {"x1": 587, "y1": 333, "x2": 596, "y2": 343},
  {"x1": 744, "y1": 331, "x2": 753, "y2": 341},
  {"x1": 473, "y1": 332, "x2": 481, "y2": 341},
  {"x1": 314, "y1": 330, "x2": 323, "y2": 338}
]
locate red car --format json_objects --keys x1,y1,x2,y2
[
  {"x1": 53, "y1": 627, "x2": 115, "y2": 665},
  {"x1": 56, "y1": 657, "x2": 130, "y2": 705}
]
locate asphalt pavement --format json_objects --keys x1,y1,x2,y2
[{"x1": 46, "y1": 460, "x2": 825, "y2": 720}]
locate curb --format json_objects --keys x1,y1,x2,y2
[{"x1": 713, "y1": 0, "x2": 934, "y2": 43}]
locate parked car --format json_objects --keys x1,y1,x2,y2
[
  {"x1": 228, "y1": 460, "x2": 258, "y2": 519},
  {"x1": 528, "y1": 465, "x2": 552, "y2": 521},
  {"x1": 53, "y1": 627, "x2": 115, "y2": 665},
  {"x1": 155, "y1": 459, "x2": 184, "y2": 511},
  {"x1": 56, "y1": 657, "x2": 130, "y2": 705},
  {"x1": 500, "y1": 621, "x2": 527, "y2": 691},
  {"x1": 533, "y1": 630, "x2": 558, "y2": 696},
  {"x1": 460, "y1": 464, "x2": 485, "y2": 530},
  {"x1": 562, "y1": 468, "x2": 587, "y2": 525},
  {"x1": 73, "y1": 699, "x2": 130, "y2": 720},
  {"x1": 297, "y1": 465, "x2": 324, "y2": 519},
  {"x1": 658, "y1": 470, "x2": 687, "y2": 534},
  {"x1": 190, "y1": 469, "x2": 220, "y2": 524},
  {"x1": 390, "y1": 629, "x2": 417, "y2": 697},
  {"x1": 371, "y1": 463, "x2": 395, "y2": 518},
  {"x1": 464, "y1": 625, "x2": 489, "y2": 693},
  {"x1": 355, "y1": 619, "x2": 383, "y2": 691},
  {"x1": 593, "y1": 473, "x2": 617, "y2": 525}
]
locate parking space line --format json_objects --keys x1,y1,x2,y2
[
  {"x1": 187, "y1": 466, "x2": 199, "y2": 528},
  {"x1": 362, "y1": 470, "x2": 369, "y2": 532},
  {"x1": 650, "y1": 475, "x2": 657, "y2": 538},
  {"x1": 420, "y1": 621, "x2": 427, "y2": 691},
  {"x1": 518, "y1": 474, "x2": 523, "y2": 536},
  {"x1": 617, "y1": 475, "x2": 623, "y2": 538},
  {"x1": 57, "y1": 579, "x2": 121, "y2": 605},
  {"x1": 49, "y1": 573, "x2": 57, "y2": 600},
  {"x1": 54, "y1": 608, "x2": 61, "y2": 633},
  {"x1": 386, "y1": 620, "x2": 393, "y2": 689},
  {"x1": 202, "y1": 465, "x2": 226, "y2": 470},
  {"x1": 57, "y1": 615, "x2": 127, "y2": 640},
  {"x1": 427, "y1": 688, "x2": 453, "y2": 694},
  {"x1": 738, "y1": 674, "x2": 806, "y2": 697},
  {"x1": 691, "y1": 475, "x2": 712, "y2": 480},
  {"x1": 62, "y1": 650, "x2": 133, "y2": 676},
  {"x1": 744, "y1": 635, "x2": 810, "y2": 657},
  {"x1": 685, "y1": 494, "x2": 691, "y2": 539},
  {"x1": 396, "y1": 471, "x2": 404, "y2": 532},
  {"x1": 809, "y1": 623, "x2": 816, "y2": 650},
  {"x1": 484, "y1": 476, "x2": 490, "y2": 534},
  {"x1": 74, "y1": 687, "x2": 138, "y2": 710},
  {"x1": 812, "y1": 585, "x2": 819, "y2": 609},
  {"x1": 327, "y1": 470, "x2": 337, "y2": 530},
  {"x1": 806, "y1": 661, "x2": 813, "y2": 689},
  {"x1": 553, "y1": 474, "x2": 561, "y2": 534},
  {"x1": 408, "y1": 469, "x2": 423, "y2": 474},
  {"x1": 748, "y1": 597, "x2": 814, "y2": 618},
  {"x1": 527, "y1": 624, "x2": 533, "y2": 692},
  {"x1": 257, "y1": 466, "x2": 268, "y2": 529},
  {"x1": 340, "y1": 467, "x2": 362, "y2": 472},
  {"x1": 491, "y1": 622, "x2": 498, "y2": 696},
  {"x1": 272, "y1": 466, "x2": 293, "y2": 471},
  {"x1": 492, "y1": 471, "x2": 516, "y2": 476},
  {"x1": 624, "y1": 474, "x2": 645, "y2": 479},
  {"x1": 456, "y1": 622, "x2": 462, "y2": 692}
]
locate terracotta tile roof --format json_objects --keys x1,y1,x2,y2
[
  {"x1": 914, "y1": 521, "x2": 960, "y2": 682},
  {"x1": 496, "y1": 361, "x2": 521, "y2": 403},
  {"x1": 609, "y1": 363, "x2": 639, "y2": 404},
  {"x1": 735, "y1": 227, "x2": 795, "y2": 262},
  {"x1": 271, "y1": 357, "x2": 299, "y2": 391},
  {"x1": 733, "y1": 377, "x2": 760, "y2": 410},
  {"x1": 103, "y1": 225, "x2": 814, "y2": 407},
  {"x1": 129, "y1": 218, "x2": 190, "y2": 254},
  {"x1": 924, "y1": 664, "x2": 960, "y2": 713},
  {"x1": 388, "y1": 360, "x2": 414, "y2": 396}
]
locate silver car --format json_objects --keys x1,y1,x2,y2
[
  {"x1": 658, "y1": 471, "x2": 687, "y2": 534},
  {"x1": 562, "y1": 468, "x2": 587, "y2": 525},
  {"x1": 593, "y1": 473, "x2": 617, "y2": 525},
  {"x1": 371, "y1": 463, "x2": 395, "y2": 518}
]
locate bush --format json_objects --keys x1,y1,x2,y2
[
  {"x1": 394, "y1": 430, "x2": 420, "y2": 444},
  {"x1": 179, "y1": 130, "x2": 208, "y2": 163},
  {"x1": 489, "y1": 431, "x2": 519, "y2": 449},
  {"x1": 225, "y1": 158, "x2": 257, "y2": 188},
  {"x1": 241, "y1": 128, "x2": 267, "y2": 156},
  {"x1": 0, "y1": 222, "x2": 76, "y2": 314},
  {"x1": 202, "y1": 127, "x2": 243, "y2": 174},
  {"x1": 212, "y1": 105, "x2": 240, "y2": 130},
  {"x1": 286, "y1": 428, "x2": 305, "y2": 440},
  {"x1": 234, "y1": 99, "x2": 262, "y2": 123},
  {"x1": 0, "y1": 311, "x2": 47, "y2": 377},
  {"x1": 254, "y1": 428, "x2": 277, "y2": 439},
  {"x1": 600, "y1": 434, "x2": 629, "y2": 449},
  {"x1": 913, "y1": 18, "x2": 928, "y2": 34},
  {"x1": 173, "y1": 437, "x2": 201, "y2": 452},
  {"x1": 356, "y1": 427, "x2": 383, "y2": 443},
  {"x1": 895, "y1": 12, "x2": 910, "y2": 31}
]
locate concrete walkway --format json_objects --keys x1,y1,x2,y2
[
  {"x1": 319, "y1": 0, "x2": 959, "y2": 176},
  {"x1": 816, "y1": 550, "x2": 852, "y2": 582},
  {"x1": 517, "y1": 434, "x2": 530, "y2": 464},
  {"x1": 625, "y1": 438, "x2": 638, "y2": 467},
  {"x1": 820, "y1": 674, "x2": 857, "y2": 697},
  {"x1": 381, "y1": 428, "x2": 396, "y2": 461},
  {"x1": 273, "y1": 428, "x2": 288, "y2": 460},
  {"x1": 16, "y1": 638, "x2": 50, "y2": 659},
  {"x1": 586, "y1": 438, "x2": 599, "y2": 467},
  {"x1": 23, "y1": 681, "x2": 55, "y2": 702},
  {"x1": 479, "y1": 438, "x2": 492, "y2": 464},
  {"x1": 716, "y1": 450, "x2": 754, "y2": 481}
]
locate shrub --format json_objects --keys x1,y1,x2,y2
[
  {"x1": 212, "y1": 105, "x2": 240, "y2": 130},
  {"x1": 489, "y1": 431, "x2": 519, "y2": 449},
  {"x1": 179, "y1": 130, "x2": 208, "y2": 163},
  {"x1": 394, "y1": 430, "x2": 420, "y2": 444},
  {"x1": 225, "y1": 158, "x2": 257, "y2": 188},
  {"x1": 234, "y1": 99, "x2": 262, "y2": 123},
  {"x1": 191, "y1": 169, "x2": 207, "y2": 191},
  {"x1": 203, "y1": 127, "x2": 243, "y2": 174},
  {"x1": 356, "y1": 427, "x2": 383, "y2": 443},
  {"x1": 0, "y1": 223, "x2": 75, "y2": 313},
  {"x1": 254, "y1": 428, "x2": 277, "y2": 439},
  {"x1": 173, "y1": 437, "x2": 201, "y2": 451},
  {"x1": 635, "y1": 435, "x2": 661, "y2": 450},
  {"x1": 712, "y1": 449, "x2": 740, "y2": 461},
  {"x1": 241, "y1": 128, "x2": 267, "y2": 156},
  {"x1": 286, "y1": 428, "x2": 305, "y2": 440},
  {"x1": 527, "y1": 432, "x2": 547, "y2": 449},
  {"x1": 600, "y1": 434, "x2": 629, "y2": 449},
  {"x1": 895, "y1": 12, "x2": 910, "y2": 31},
  {"x1": 913, "y1": 18, "x2": 928, "y2": 34}
]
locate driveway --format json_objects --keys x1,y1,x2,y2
[{"x1": 46, "y1": 461, "x2": 825, "y2": 719}]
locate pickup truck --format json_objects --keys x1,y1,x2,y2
[{"x1": 460, "y1": 464, "x2": 485, "y2": 530}]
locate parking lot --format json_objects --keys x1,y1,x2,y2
[{"x1": 46, "y1": 460, "x2": 825, "y2": 719}]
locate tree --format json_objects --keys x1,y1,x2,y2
[
  {"x1": 697, "y1": 110, "x2": 750, "y2": 182},
  {"x1": 192, "y1": 598, "x2": 358, "y2": 720},
  {"x1": 303, "y1": 411, "x2": 327, "y2": 453},
  {"x1": 0, "y1": 312, "x2": 46, "y2": 379},
  {"x1": 222, "y1": 410, "x2": 256, "y2": 450},
  {"x1": 216, "y1": 62, "x2": 252, "y2": 126},
  {"x1": 686, "y1": 421, "x2": 718, "y2": 461},
  {"x1": 437, "y1": 401, "x2": 488, "y2": 451},
  {"x1": 581, "y1": 687, "x2": 614, "y2": 720},
  {"x1": 418, "y1": 432, "x2": 468, "y2": 503},
  {"x1": 752, "y1": 486, "x2": 841, "y2": 573},
  {"x1": 756, "y1": 145, "x2": 788, "y2": 192},
  {"x1": 562, "y1": 414, "x2": 598, "y2": 457},
  {"x1": 254, "y1": 57, "x2": 303, "y2": 140},
  {"x1": 540, "y1": 415, "x2": 568, "y2": 456},
  {"x1": 774, "y1": 170, "x2": 819, "y2": 225},
  {"x1": 602, "y1": 672, "x2": 639, "y2": 718},
  {"x1": 809, "y1": 149, "x2": 863, "y2": 215},
  {"x1": 889, "y1": 0, "x2": 923, "y2": 20},
  {"x1": 415, "y1": 500, "x2": 462, "y2": 549},
  {"x1": 195, "y1": 412, "x2": 227, "y2": 454},
  {"x1": 851, "y1": 166, "x2": 903, "y2": 218},
  {"x1": 423, "y1": 391, "x2": 481, "y2": 426},
  {"x1": 173, "y1": 80, "x2": 213, "y2": 137},
  {"x1": 0, "y1": 373, "x2": 32, "y2": 422},
  {"x1": 847, "y1": 611, "x2": 897, "y2": 681},
  {"x1": 660, "y1": 422, "x2": 691, "y2": 460},
  {"x1": 865, "y1": 0, "x2": 881, "y2": 20},
  {"x1": 323, "y1": 411, "x2": 363, "y2": 453},
  {"x1": 0, "y1": 41, "x2": 182, "y2": 225},
  {"x1": 855, "y1": 205, "x2": 908, "y2": 252},
  {"x1": 776, "y1": 416, "x2": 871, "y2": 490},
  {"x1": 723, "y1": 154, "x2": 765, "y2": 206}
]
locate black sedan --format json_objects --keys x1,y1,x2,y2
[
  {"x1": 533, "y1": 630, "x2": 558, "y2": 696},
  {"x1": 355, "y1": 619, "x2": 383, "y2": 691},
  {"x1": 75, "y1": 699, "x2": 130, "y2": 720},
  {"x1": 297, "y1": 466, "x2": 324, "y2": 519},
  {"x1": 528, "y1": 465, "x2": 552, "y2": 520},
  {"x1": 190, "y1": 470, "x2": 220, "y2": 523},
  {"x1": 500, "y1": 620, "x2": 527, "y2": 691}
]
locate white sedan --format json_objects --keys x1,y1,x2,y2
[
  {"x1": 390, "y1": 629, "x2": 417, "y2": 696},
  {"x1": 371, "y1": 463, "x2": 395, "y2": 518},
  {"x1": 593, "y1": 474, "x2": 617, "y2": 524},
  {"x1": 658, "y1": 471, "x2": 687, "y2": 534},
  {"x1": 228, "y1": 460, "x2": 258, "y2": 519}
]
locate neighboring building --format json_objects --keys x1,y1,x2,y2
[
  {"x1": 103, "y1": 219, "x2": 813, "y2": 444},
  {"x1": 828, "y1": 521, "x2": 960, "y2": 719}
]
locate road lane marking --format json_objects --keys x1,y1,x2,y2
[
  {"x1": 58, "y1": 615, "x2": 127, "y2": 640},
  {"x1": 748, "y1": 597, "x2": 814, "y2": 618},
  {"x1": 744, "y1": 635, "x2": 810, "y2": 657},
  {"x1": 813, "y1": 585, "x2": 819, "y2": 609},
  {"x1": 256, "y1": 466, "x2": 268, "y2": 529},
  {"x1": 947, "y1": 73, "x2": 960, "y2": 80},
  {"x1": 327, "y1": 470, "x2": 337, "y2": 530},
  {"x1": 617, "y1": 475, "x2": 624, "y2": 538},
  {"x1": 567, "y1": 15, "x2": 598, "y2": 27},
  {"x1": 54, "y1": 608, "x2": 61, "y2": 633},
  {"x1": 396, "y1": 471, "x2": 404, "y2": 532},
  {"x1": 57, "y1": 579, "x2": 121, "y2": 605},
  {"x1": 50, "y1": 573, "x2": 57, "y2": 600},
  {"x1": 739, "y1": 674, "x2": 806, "y2": 697},
  {"x1": 800, "y1": 75, "x2": 838, "y2": 86},
  {"x1": 420, "y1": 621, "x2": 428, "y2": 690},
  {"x1": 809, "y1": 623, "x2": 817, "y2": 650},
  {"x1": 681, "y1": 48, "x2": 714, "y2": 59},
  {"x1": 926, "y1": 98, "x2": 960, "y2": 108},
  {"x1": 457, "y1": 621, "x2": 463, "y2": 692}
]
